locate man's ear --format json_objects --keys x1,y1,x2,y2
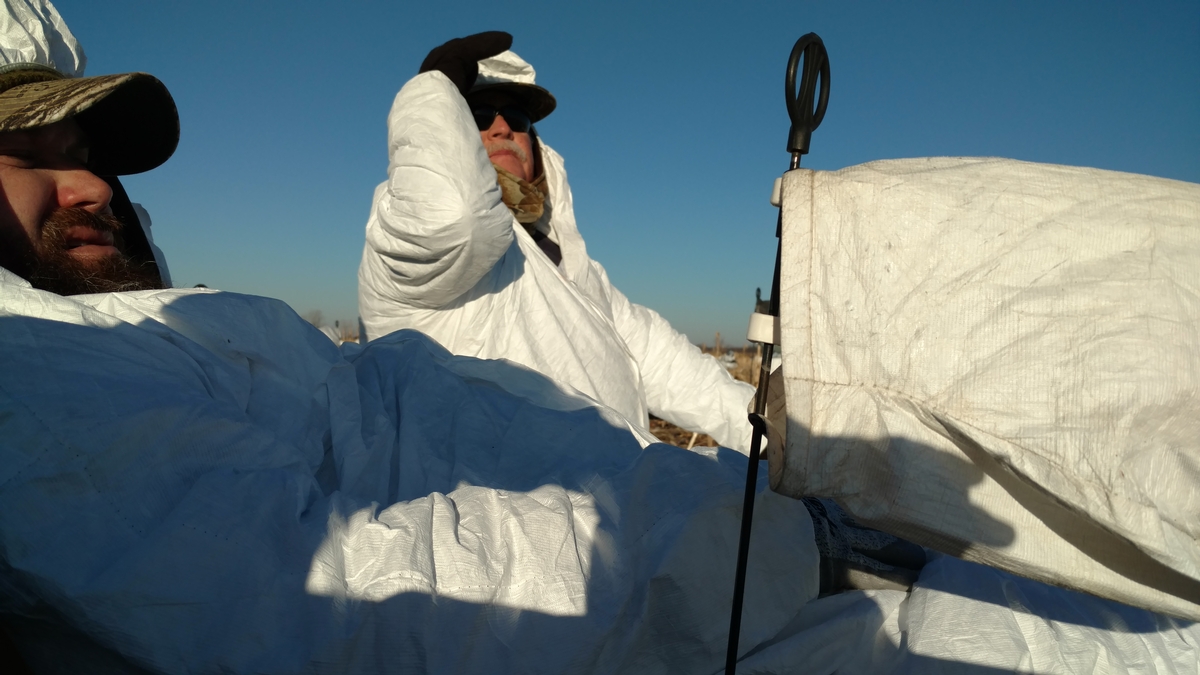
[{"x1": 530, "y1": 127, "x2": 544, "y2": 181}]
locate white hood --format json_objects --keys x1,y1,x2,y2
[
  {"x1": 0, "y1": 0, "x2": 83, "y2": 76},
  {"x1": 475, "y1": 49, "x2": 538, "y2": 87}
]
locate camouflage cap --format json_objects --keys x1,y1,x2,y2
[{"x1": 0, "y1": 62, "x2": 179, "y2": 175}]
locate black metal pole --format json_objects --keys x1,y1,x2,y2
[
  {"x1": 725, "y1": 32, "x2": 827, "y2": 671},
  {"x1": 724, "y1": 222, "x2": 784, "y2": 674}
]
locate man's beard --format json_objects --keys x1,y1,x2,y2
[{"x1": 21, "y1": 208, "x2": 164, "y2": 295}]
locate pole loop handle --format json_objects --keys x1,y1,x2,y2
[{"x1": 785, "y1": 33, "x2": 830, "y2": 157}]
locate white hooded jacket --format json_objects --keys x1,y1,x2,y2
[{"x1": 358, "y1": 53, "x2": 755, "y2": 453}]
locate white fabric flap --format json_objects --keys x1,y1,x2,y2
[{"x1": 772, "y1": 157, "x2": 1200, "y2": 620}]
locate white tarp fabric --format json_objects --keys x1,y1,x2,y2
[
  {"x1": 771, "y1": 157, "x2": 1200, "y2": 620},
  {"x1": 8, "y1": 276, "x2": 1198, "y2": 674},
  {"x1": 738, "y1": 554, "x2": 1200, "y2": 674},
  {"x1": 0, "y1": 269, "x2": 819, "y2": 673},
  {"x1": 2, "y1": 237, "x2": 1198, "y2": 675},
  {"x1": 357, "y1": 62, "x2": 756, "y2": 453}
]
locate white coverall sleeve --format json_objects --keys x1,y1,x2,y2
[
  {"x1": 598, "y1": 262, "x2": 757, "y2": 453},
  {"x1": 360, "y1": 71, "x2": 514, "y2": 310}
]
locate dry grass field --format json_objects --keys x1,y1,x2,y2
[{"x1": 302, "y1": 311, "x2": 360, "y2": 343}]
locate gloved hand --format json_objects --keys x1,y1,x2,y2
[{"x1": 419, "y1": 31, "x2": 513, "y2": 97}]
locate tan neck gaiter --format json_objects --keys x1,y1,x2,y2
[{"x1": 494, "y1": 164, "x2": 548, "y2": 227}]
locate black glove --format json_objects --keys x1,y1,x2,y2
[{"x1": 419, "y1": 31, "x2": 513, "y2": 97}]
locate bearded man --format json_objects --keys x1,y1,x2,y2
[
  {"x1": 358, "y1": 32, "x2": 759, "y2": 453},
  {"x1": 0, "y1": 43, "x2": 176, "y2": 295}
]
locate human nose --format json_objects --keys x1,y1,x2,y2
[
  {"x1": 56, "y1": 167, "x2": 113, "y2": 214},
  {"x1": 484, "y1": 113, "x2": 514, "y2": 140}
]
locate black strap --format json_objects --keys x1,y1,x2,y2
[{"x1": 531, "y1": 230, "x2": 563, "y2": 267}]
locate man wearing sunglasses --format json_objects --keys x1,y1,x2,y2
[{"x1": 358, "y1": 32, "x2": 758, "y2": 454}]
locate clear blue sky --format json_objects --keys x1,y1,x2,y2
[{"x1": 56, "y1": 0, "x2": 1199, "y2": 344}]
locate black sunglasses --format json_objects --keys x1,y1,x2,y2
[{"x1": 471, "y1": 104, "x2": 532, "y2": 133}]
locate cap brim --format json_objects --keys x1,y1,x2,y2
[
  {"x1": 0, "y1": 72, "x2": 179, "y2": 175},
  {"x1": 467, "y1": 82, "x2": 556, "y2": 124}
]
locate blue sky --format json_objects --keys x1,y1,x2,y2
[{"x1": 56, "y1": 0, "x2": 1199, "y2": 344}]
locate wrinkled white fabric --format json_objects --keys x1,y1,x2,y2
[
  {"x1": 476, "y1": 50, "x2": 536, "y2": 87},
  {"x1": 0, "y1": 268, "x2": 819, "y2": 673},
  {"x1": 772, "y1": 157, "x2": 1200, "y2": 620},
  {"x1": 738, "y1": 556, "x2": 1200, "y2": 674},
  {"x1": 0, "y1": 0, "x2": 82, "y2": 76},
  {"x1": 4, "y1": 264, "x2": 1194, "y2": 673},
  {"x1": 357, "y1": 63, "x2": 755, "y2": 453}
]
